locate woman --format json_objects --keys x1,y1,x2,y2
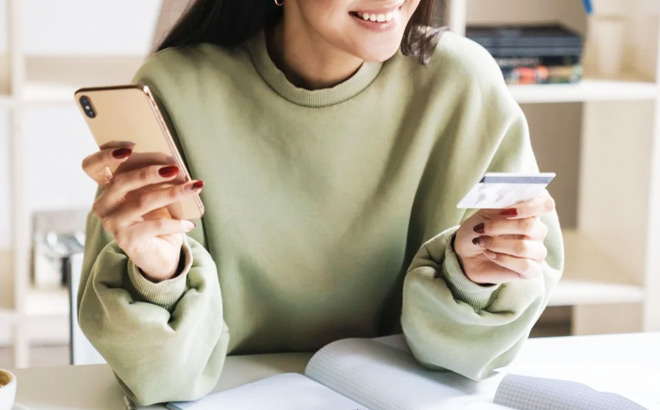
[{"x1": 79, "y1": 0, "x2": 563, "y2": 405}]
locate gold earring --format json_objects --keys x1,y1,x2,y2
[{"x1": 274, "y1": 0, "x2": 284, "y2": 6}]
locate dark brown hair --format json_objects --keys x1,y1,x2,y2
[{"x1": 157, "y1": 0, "x2": 444, "y2": 64}]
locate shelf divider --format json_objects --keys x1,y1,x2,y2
[{"x1": 8, "y1": 0, "x2": 30, "y2": 369}]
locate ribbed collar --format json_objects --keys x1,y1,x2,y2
[{"x1": 246, "y1": 29, "x2": 383, "y2": 108}]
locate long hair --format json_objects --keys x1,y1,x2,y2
[{"x1": 157, "y1": 0, "x2": 444, "y2": 64}]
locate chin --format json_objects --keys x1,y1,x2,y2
[{"x1": 353, "y1": 41, "x2": 403, "y2": 62}]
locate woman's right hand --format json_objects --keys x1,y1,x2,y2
[{"x1": 82, "y1": 147, "x2": 203, "y2": 282}]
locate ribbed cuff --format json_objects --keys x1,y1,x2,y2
[
  {"x1": 443, "y1": 233, "x2": 501, "y2": 311},
  {"x1": 127, "y1": 235, "x2": 194, "y2": 311}
]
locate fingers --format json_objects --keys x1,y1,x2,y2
[
  {"x1": 82, "y1": 147, "x2": 133, "y2": 186},
  {"x1": 460, "y1": 191, "x2": 554, "y2": 283},
  {"x1": 475, "y1": 236, "x2": 547, "y2": 262},
  {"x1": 481, "y1": 251, "x2": 543, "y2": 279},
  {"x1": 114, "y1": 218, "x2": 195, "y2": 255},
  {"x1": 93, "y1": 164, "x2": 181, "y2": 218},
  {"x1": 109, "y1": 180, "x2": 204, "y2": 226},
  {"x1": 500, "y1": 192, "x2": 555, "y2": 220},
  {"x1": 473, "y1": 216, "x2": 548, "y2": 240}
]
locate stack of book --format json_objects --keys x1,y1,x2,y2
[{"x1": 466, "y1": 24, "x2": 584, "y2": 85}]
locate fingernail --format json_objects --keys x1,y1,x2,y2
[
  {"x1": 190, "y1": 180, "x2": 204, "y2": 191},
  {"x1": 112, "y1": 148, "x2": 132, "y2": 159},
  {"x1": 473, "y1": 223, "x2": 485, "y2": 234},
  {"x1": 158, "y1": 165, "x2": 179, "y2": 178},
  {"x1": 184, "y1": 221, "x2": 196, "y2": 231},
  {"x1": 472, "y1": 237, "x2": 481, "y2": 246},
  {"x1": 500, "y1": 208, "x2": 518, "y2": 217}
]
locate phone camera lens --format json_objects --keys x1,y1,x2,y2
[{"x1": 79, "y1": 95, "x2": 96, "y2": 118}]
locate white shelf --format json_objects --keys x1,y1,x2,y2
[
  {"x1": 25, "y1": 286, "x2": 69, "y2": 319},
  {"x1": 15, "y1": 54, "x2": 660, "y2": 107},
  {"x1": 23, "y1": 55, "x2": 145, "y2": 103},
  {"x1": 509, "y1": 77, "x2": 659, "y2": 104},
  {"x1": 21, "y1": 77, "x2": 659, "y2": 106},
  {"x1": 549, "y1": 229, "x2": 645, "y2": 307},
  {"x1": 0, "y1": 308, "x2": 16, "y2": 321},
  {"x1": 0, "y1": 95, "x2": 12, "y2": 107},
  {"x1": 0, "y1": 290, "x2": 70, "y2": 347},
  {"x1": 551, "y1": 281, "x2": 644, "y2": 306}
]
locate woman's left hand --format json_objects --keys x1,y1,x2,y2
[{"x1": 453, "y1": 192, "x2": 556, "y2": 285}]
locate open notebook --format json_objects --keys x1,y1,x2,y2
[
  {"x1": 166, "y1": 337, "x2": 496, "y2": 410},
  {"x1": 164, "y1": 335, "x2": 654, "y2": 410}
]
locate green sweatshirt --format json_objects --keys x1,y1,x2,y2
[{"x1": 79, "y1": 29, "x2": 563, "y2": 405}]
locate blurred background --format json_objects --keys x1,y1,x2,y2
[{"x1": 1, "y1": 0, "x2": 660, "y2": 370}]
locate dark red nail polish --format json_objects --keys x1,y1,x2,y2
[
  {"x1": 158, "y1": 165, "x2": 179, "y2": 178},
  {"x1": 192, "y1": 181, "x2": 204, "y2": 191},
  {"x1": 473, "y1": 223, "x2": 485, "y2": 234},
  {"x1": 472, "y1": 237, "x2": 481, "y2": 246},
  {"x1": 500, "y1": 208, "x2": 518, "y2": 217},
  {"x1": 112, "y1": 148, "x2": 132, "y2": 159}
]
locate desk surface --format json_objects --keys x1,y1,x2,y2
[
  {"x1": 12, "y1": 332, "x2": 660, "y2": 410},
  {"x1": 13, "y1": 352, "x2": 313, "y2": 410}
]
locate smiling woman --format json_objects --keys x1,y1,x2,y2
[{"x1": 78, "y1": 0, "x2": 563, "y2": 406}]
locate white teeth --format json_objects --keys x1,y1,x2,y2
[{"x1": 355, "y1": 9, "x2": 398, "y2": 23}]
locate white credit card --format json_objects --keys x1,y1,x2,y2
[{"x1": 457, "y1": 172, "x2": 556, "y2": 209}]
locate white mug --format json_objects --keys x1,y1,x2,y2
[{"x1": 0, "y1": 368, "x2": 16, "y2": 410}]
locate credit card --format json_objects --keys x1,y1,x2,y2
[{"x1": 457, "y1": 172, "x2": 556, "y2": 209}]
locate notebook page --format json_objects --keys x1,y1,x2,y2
[
  {"x1": 494, "y1": 374, "x2": 648, "y2": 410},
  {"x1": 501, "y1": 361, "x2": 659, "y2": 409},
  {"x1": 305, "y1": 338, "x2": 498, "y2": 410},
  {"x1": 167, "y1": 373, "x2": 367, "y2": 410}
]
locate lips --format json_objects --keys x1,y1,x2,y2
[
  {"x1": 349, "y1": 3, "x2": 403, "y2": 24},
  {"x1": 352, "y1": 10, "x2": 396, "y2": 22},
  {"x1": 351, "y1": 1, "x2": 405, "y2": 14}
]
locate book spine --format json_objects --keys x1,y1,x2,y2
[
  {"x1": 470, "y1": 37, "x2": 584, "y2": 48},
  {"x1": 486, "y1": 47, "x2": 584, "y2": 58},
  {"x1": 502, "y1": 64, "x2": 583, "y2": 85},
  {"x1": 495, "y1": 56, "x2": 581, "y2": 67}
]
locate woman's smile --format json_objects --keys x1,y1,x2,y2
[{"x1": 349, "y1": 3, "x2": 404, "y2": 32}]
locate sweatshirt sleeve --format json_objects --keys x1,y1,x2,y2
[
  {"x1": 76, "y1": 54, "x2": 230, "y2": 406},
  {"x1": 79, "y1": 211, "x2": 229, "y2": 405},
  {"x1": 401, "y1": 43, "x2": 564, "y2": 381}
]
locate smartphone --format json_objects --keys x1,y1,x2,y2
[
  {"x1": 457, "y1": 172, "x2": 556, "y2": 209},
  {"x1": 74, "y1": 84, "x2": 204, "y2": 220}
]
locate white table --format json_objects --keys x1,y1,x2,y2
[
  {"x1": 13, "y1": 353, "x2": 313, "y2": 409},
  {"x1": 12, "y1": 333, "x2": 660, "y2": 409}
]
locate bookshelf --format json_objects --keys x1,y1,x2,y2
[
  {"x1": 449, "y1": 0, "x2": 660, "y2": 334},
  {"x1": 0, "y1": 0, "x2": 159, "y2": 368}
]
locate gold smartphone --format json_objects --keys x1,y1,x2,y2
[{"x1": 74, "y1": 84, "x2": 204, "y2": 220}]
